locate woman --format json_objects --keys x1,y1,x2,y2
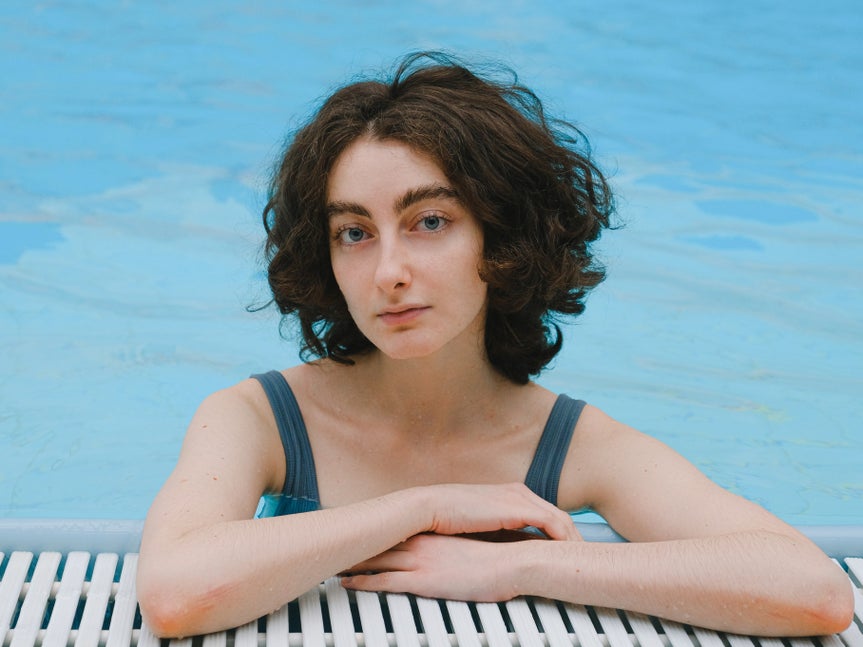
[{"x1": 137, "y1": 52, "x2": 852, "y2": 638}]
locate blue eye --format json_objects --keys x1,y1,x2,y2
[
  {"x1": 339, "y1": 227, "x2": 367, "y2": 244},
  {"x1": 419, "y1": 215, "x2": 444, "y2": 231}
]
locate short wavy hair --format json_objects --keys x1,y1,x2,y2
[{"x1": 262, "y1": 52, "x2": 615, "y2": 384}]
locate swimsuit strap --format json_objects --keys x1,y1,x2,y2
[
  {"x1": 251, "y1": 371, "x2": 320, "y2": 512},
  {"x1": 524, "y1": 394, "x2": 587, "y2": 506},
  {"x1": 252, "y1": 371, "x2": 582, "y2": 513}
]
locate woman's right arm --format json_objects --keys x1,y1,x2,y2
[
  {"x1": 137, "y1": 380, "x2": 432, "y2": 637},
  {"x1": 137, "y1": 380, "x2": 574, "y2": 638}
]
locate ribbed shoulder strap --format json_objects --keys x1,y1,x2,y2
[
  {"x1": 251, "y1": 371, "x2": 320, "y2": 506},
  {"x1": 524, "y1": 394, "x2": 586, "y2": 506}
]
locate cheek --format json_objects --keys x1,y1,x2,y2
[
  {"x1": 330, "y1": 259, "x2": 357, "y2": 303},
  {"x1": 458, "y1": 248, "x2": 486, "y2": 290},
  {"x1": 330, "y1": 249, "x2": 357, "y2": 281},
  {"x1": 440, "y1": 251, "x2": 488, "y2": 307}
]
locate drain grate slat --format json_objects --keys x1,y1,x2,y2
[
  {"x1": 384, "y1": 593, "x2": 420, "y2": 647},
  {"x1": 473, "y1": 602, "x2": 509, "y2": 647},
  {"x1": 11, "y1": 552, "x2": 61, "y2": 647},
  {"x1": 75, "y1": 552, "x2": 120, "y2": 647},
  {"x1": 414, "y1": 597, "x2": 449, "y2": 647},
  {"x1": 592, "y1": 607, "x2": 631, "y2": 647},
  {"x1": 233, "y1": 617, "x2": 259, "y2": 647},
  {"x1": 136, "y1": 623, "x2": 161, "y2": 647},
  {"x1": 504, "y1": 598, "x2": 543, "y2": 647},
  {"x1": 1, "y1": 552, "x2": 33, "y2": 641},
  {"x1": 323, "y1": 577, "x2": 355, "y2": 647},
  {"x1": 354, "y1": 590, "x2": 387, "y2": 647},
  {"x1": 623, "y1": 610, "x2": 664, "y2": 647},
  {"x1": 105, "y1": 554, "x2": 137, "y2": 647},
  {"x1": 199, "y1": 631, "x2": 225, "y2": 647},
  {"x1": 297, "y1": 586, "x2": 325, "y2": 647},
  {"x1": 43, "y1": 552, "x2": 89, "y2": 647},
  {"x1": 444, "y1": 600, "x2": 480, "y2": 647},
  {"x1": 265, "y1": 602, "x2": 290, "y2": 647},
  {"x1": 563, "y1": 602, "x2": 603, "y2": 647}
]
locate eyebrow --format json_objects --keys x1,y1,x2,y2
[
  {"x1": 394, "y1": 184, "x2": 459, "y2": 213},
  {"x1": 326, "y1": 183, "x2": 460, "y2": 219}
]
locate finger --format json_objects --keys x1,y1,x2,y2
[
  {"x1": 538, "y1": 505, "x2": 582, "y2": 541},
  {"x1": 527, "y1": 503, "x2": 578, "y2": 541},
  {"x1": 345, "y1": 535, "x2": 427, "y2": 573},
  {"x1": 341, "y1": 571, "x2": 408, "y2": 594},
  {"x1": 505, "y1": 483, "x2": 579, "y2": 541},
  {"x1": 548, "y1": 512, "x2": 582, "y2": 541},
  {"x1": 342, "y1": 546, "x2": 416, "y2": 574}
]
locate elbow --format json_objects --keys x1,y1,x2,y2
[
  {"x1": 805, "y1": 566, "x2": 855, "y2": 636},
  {"x1": 780, "y1": 560, "x2": 855, "y2": 637},
  {"x1": 137, "y1": 586, "x2": 199, "y2": 639},
  {"x1": 137, "y1": 575, "x2": 226, "y2": 638}
]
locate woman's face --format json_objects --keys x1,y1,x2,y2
[{"x1": 326, "y1": 137, "x2": 488, "y2": 361}]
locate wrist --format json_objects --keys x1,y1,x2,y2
[
  {"x1": 508, "y1": 537, "x2": 586, "y2": 599},
  {"x1": 500, "y1": 538, "x2": 544, "y2": 598},
  {"x1": 394, "y1": 485, "x2": 438, "y2": 535}
]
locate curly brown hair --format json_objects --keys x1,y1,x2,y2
[{"x1": 261, "y1": 52, "x2": 615, "y2": 384}]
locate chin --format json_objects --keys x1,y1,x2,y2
[
  {"x1": 373, "y1": 335, "x2": 444, "y2": 361},
  {"x1": 378, "y1": 345, "x2": 440, "y2": 361}
]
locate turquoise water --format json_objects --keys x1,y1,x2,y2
[{"x1": 1, "y1": 2, "x2": 861, "y2": 525}]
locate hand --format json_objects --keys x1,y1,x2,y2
[
  {"x1": 341, "y1": 533, "x2": 528, "y2": 601},
  {"x1": 420, "y1": 482, "x2": 580, "y2": 541}
]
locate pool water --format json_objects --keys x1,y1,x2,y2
[{"x1": 1, "y1": 2, "x2": 861, "y2": 526}]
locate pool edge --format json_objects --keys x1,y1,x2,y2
[{"x1": 1, "y1": 519, "x2": 861, "y2": 558}]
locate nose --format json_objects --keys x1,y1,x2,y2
[{"x1": 374, "y1": 235, "x2": 412, "y2": 292}]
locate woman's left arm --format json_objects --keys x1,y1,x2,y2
[
  {"x1": 344, "y1": 405, "x2": 854, "y2": 636},
  {"x1": 529, "y1": 404, "x2": 854, "y2": 636},
  {"x1": 514, "y1": 523, "x2": 851, "y2": 636}
]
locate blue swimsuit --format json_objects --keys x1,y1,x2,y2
[{"x1": 252, "y1": 370, "x2": 586, "y2": 517}]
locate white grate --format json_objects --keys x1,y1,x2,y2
[{"x1": 1, "y1": 552, "x2": 861, "y2": 647}]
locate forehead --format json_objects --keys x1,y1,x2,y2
[{"x1": 326, "y1": 137, "x2": 448, "y2": 202}]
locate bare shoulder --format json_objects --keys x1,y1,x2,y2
[
  {"x1": 197, "y1": 375, "x2": 274, "y2": 421},
  {"x1": 555, "y1": 404, "x2": 627, "y2": 512},
  {"x1": 196, "y1": 365, "x2": 319, "y2": 442},
  {"x1": 558, "y1": 404, "x2": 802, "y2": 543},
  {"x1": 141, "y1": 376, "x2": 288, "y2": 543},
  {"x1": 188, "y1": 376, "x2": 282, "y2": 464}
]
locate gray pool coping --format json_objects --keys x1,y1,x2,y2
[{"x1": 1, "y1": 519, "x2": 861, "y2": 559}]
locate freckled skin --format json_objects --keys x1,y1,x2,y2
[
  {"x1": 137, "y1": 135, "x2": 853, "y2": 640},
  {"x1": 327, "y1": 137, "x2": 489, "y2": 363}
]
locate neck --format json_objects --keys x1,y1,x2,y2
[{"x1": 348, "y1": 346, "x2": 512, "y2": 434}]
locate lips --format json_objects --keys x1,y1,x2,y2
[{"x1": 378, "y1": 305, "x2": 430, "y2": 325}]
